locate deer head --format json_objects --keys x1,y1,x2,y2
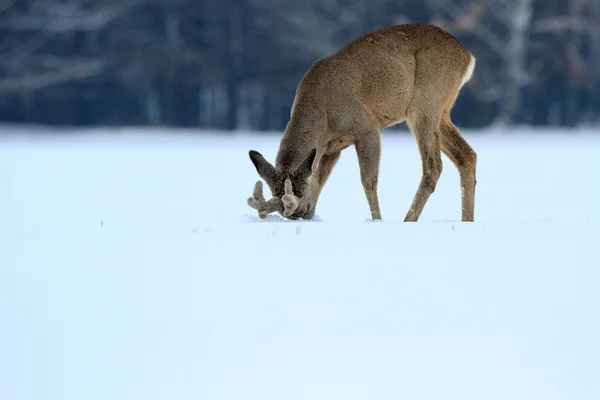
[{"x1": 247, "y1": 148, "x2": 318, "y2": 220}]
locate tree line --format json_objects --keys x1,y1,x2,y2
[{"x1": 1, "y1": 0, "x2": 599, "y2": 131}]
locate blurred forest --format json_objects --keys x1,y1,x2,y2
[{"x1": 1, "y1": 0, "x2": 599, "y2": 131}]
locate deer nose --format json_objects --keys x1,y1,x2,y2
[{"x1": 304, "y1": 203, "x2": 315, "y2": 219}]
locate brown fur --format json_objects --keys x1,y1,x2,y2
[{"x1": 249, "y1": 23, "x2": 477, "y2": 221}]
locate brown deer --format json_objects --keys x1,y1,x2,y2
[{"x1": 247, "y1": 23, "x2": 477, "y2": 222}]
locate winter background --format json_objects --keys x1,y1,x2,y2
[{"x1": 1, "y1": 1, "x2": 600, "y2": 400}]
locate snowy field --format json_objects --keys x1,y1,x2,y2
[{"x1": 1, "y1": 125, "x2": 599, "y2": 400}]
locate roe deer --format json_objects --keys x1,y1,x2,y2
[{"x1": 247, "y1": 23, "x2": 477, "y2": 222}]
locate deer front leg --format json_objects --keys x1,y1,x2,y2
[
  {"x1": 315, "y1": 151, "x2": 341, "y2": 197},
  {"x1": 355, "y1": 133, "x2": 382, "y2": 220}
]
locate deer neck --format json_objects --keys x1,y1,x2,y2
[{"x1": 275, "y1": 118, "x2": 322, "y2": 174}]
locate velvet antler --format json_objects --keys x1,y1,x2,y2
[
  {"x1": 281, "y1": 179, "x2": 300, "y2": 218},
  {"x1": 247, "y1": 181, "x2": 283, "y2": 219}
]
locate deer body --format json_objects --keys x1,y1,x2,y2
[{"x1": 248, "y1": 23, "x2": 477, "y2": 222}]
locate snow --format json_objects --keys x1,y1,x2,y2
[{"x1": 1, "y1": 125, "x2": 599, "y2": 400}]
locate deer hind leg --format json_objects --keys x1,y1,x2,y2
[
  {"x1": 440, "y1": 115, "x2": 477, "y2": 222},
  {"x1": 355, "y1": 131, "x2": 382, "y2": 220},
  {"x1": 404, "y1": 112, "x2": 443, "y2": 222}
]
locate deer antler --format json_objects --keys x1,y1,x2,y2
[
  {"x1": 247, "y1": 181, "x2": 282, "y2": 219},
  {"x1": 281, "y1": 179, "x2": 300, "y2": 217}
]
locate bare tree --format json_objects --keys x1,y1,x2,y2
[
  {"x1": 0, "y1": 0, "x2": 145, "y2": 95},
  {"x1": 432, "y1": 0, "x2": 597, "y2": 125},
  {"x1": 251, "y1": 0, "x2": 395, "y2": 60}
]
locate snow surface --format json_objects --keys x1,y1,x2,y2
[{"x1": 1, "y1": 125, "x2": 599, "y2": 400}]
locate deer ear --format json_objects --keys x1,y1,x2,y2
[
  {"x1": 295, "y1": 148, "x2": 317, "y2": 180},
  {"x1": 249, "y1": 150, "x2": 276, "y2": 184}
]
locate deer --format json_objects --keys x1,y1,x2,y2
[{"x1": 247, "y1": 23, "x2": 477, "y2": 222}]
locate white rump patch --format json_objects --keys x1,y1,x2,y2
[{"x1": 460, "y1": 54, "x2": 476, "y2": 88}]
